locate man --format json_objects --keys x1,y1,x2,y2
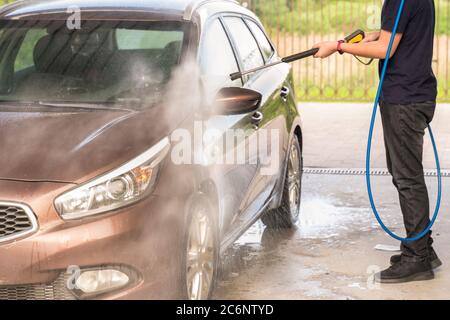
[{"x1": 312, "y1": 0, "x2": 441, "y2": 283}]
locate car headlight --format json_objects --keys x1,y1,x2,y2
[{"x1": 55, "y1": 137, "x2": 170, "y2": 220}]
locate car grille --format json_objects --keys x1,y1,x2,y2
[
  {"x1": 0, "y1": 274, "x2": 75, "y2": 300},
  {"x1": 0, "y1": 202, "x2": 37, "y2": 243}
]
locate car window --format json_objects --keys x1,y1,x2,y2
[
  {"x1": 245, "y1": 19, "x2": 274, "y2": 62},
  {"x1": 223, "y1": 17, "x2": 264, "y2": 71},
  {"x1": 0, "y1": 20, "x2": 186, "y2": 108},
  {"x1": 200, "y1": 19, "x2": 242, "y2": 91},
  {"x1": 14, "y1": 29, "x2": 47, "y2": 72},
  {"x1": 116, "y1": 29, "x2": 183, "y2": 50}
]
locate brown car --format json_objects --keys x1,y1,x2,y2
[{"x1": 0, "y1": 0, "x2": 303, "y2": 300}]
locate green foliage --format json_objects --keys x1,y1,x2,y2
[
  {"x1": 295, "y1": 75, "x2": 450, "y2": 102},
  {"x1": 245, "y1": 0, "x2": 450, "y2": 102}
]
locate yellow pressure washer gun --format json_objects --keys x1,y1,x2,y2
[
  {"x1": 230, "y1": 29, "x2": 372, "y2": 81},
  {"x1": 345, "y1": 29, "x2": 365, "y2": 44}
]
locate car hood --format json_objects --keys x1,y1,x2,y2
[{"x1": 0, "y1": 105, "x2": 181, "y2": 183}]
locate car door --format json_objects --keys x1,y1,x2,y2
[
  {"x1": 198, "y1": 17, "x2": 260, "y2": 236},
  {"x1": 243, "y1": 18, "x2": 293, "y2": 194},
  {"x1": 221, "y1": 16, "x2": 290, "y2": 223}
]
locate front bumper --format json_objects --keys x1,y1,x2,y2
[{"x1": 0, "y1": 179, "x2": 186, "y2": 300}]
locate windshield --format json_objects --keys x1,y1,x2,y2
[{"x1": 0, "y1": 20, "x2": 186, "y2": 108}]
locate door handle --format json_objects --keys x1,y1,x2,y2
[
  {"x1": 280, "y1": 86, "x2": 290, "y2": 101},
  {"x1": 251, "y1": 111, "x2": 263, "y2": 126}
]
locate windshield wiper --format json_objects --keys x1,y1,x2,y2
[
  {"x1": 38, "y1": 101, "x2": 135, "y2": 112},
  {"x1": 0, "y1": 100, "x2": 35, "y2": 104}
]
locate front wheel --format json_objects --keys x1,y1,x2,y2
[
  {"x1": 181, "y1": 195, "x2": 219, "y2": 300},
  {"x1": 262, "y1": 137, "x2": 302, "y2": 228}
]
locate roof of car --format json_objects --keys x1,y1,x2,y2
[{"x1": 0, "y1": 0, "x2": 241, "y2": 21}]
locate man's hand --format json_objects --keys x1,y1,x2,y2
[{"x1": 312, "y1": 41, "x2": 338, "y2": 59}]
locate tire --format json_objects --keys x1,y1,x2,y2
[
  {"x1": 262, "y1": 137, "x2": 302, "y2": 229},
  {"x1": 181, "y1": 194, "x2": 219, "y2": 300}
]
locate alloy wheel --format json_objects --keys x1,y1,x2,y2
[
  {"x1": 287, "y1": 142, "x2": 301, "y2": 221},
  {"x1": 185, "y1": 207, "x2": 215, "y2": 300}
]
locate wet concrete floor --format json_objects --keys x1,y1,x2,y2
[{"x1": 214, "y1": 103, "x2": 450, "y2": 300}]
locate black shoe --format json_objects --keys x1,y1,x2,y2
[
  {"x1": 375, "y1": 260, "x2": 434, "y2": 283},
  {"x1": 390, "y1": 248, "x2": 442, "y2": 269}
]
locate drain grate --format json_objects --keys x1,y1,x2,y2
[{"x1": 303, "y1": 167, "x2": 450, "y2": 177}]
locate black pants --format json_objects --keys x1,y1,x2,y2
[{"x1": 380, "y1": 101, "x2": 436, "y2": 262}]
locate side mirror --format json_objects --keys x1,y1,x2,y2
[{"x1": 213, "y1": 87, "x2": 262, "y2": 115}]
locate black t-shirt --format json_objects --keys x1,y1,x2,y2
[{"x1": 379, "y1": 0, "x2": 437, "y2": 104}]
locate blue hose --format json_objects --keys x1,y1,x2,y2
[{"x1": 366, "y1": 0, "x2": 442, "y2": 242}]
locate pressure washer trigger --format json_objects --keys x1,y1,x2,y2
[
  {"x1": 345, "y1": 29, "x2": 374, "y2": 65},
  {"x1": 345, "y1": 29, "x2": 365, "y2": 44}
]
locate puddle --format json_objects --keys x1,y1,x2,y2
[{"x1": 298, "y1": 196, "x2": 375, "y2": 239}]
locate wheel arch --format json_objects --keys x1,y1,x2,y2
[
  {"x1": 294, "y1": 125, "x2": 303, "y2": 152},
  {"x1": 194, "y1": 178, "x2": 223, "y2": 232},
  {"x1": 268, "y1": 122, "x2": 303, "y2": 210}
]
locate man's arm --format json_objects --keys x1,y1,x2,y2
[
  {"x1": 312, "y1": 30, "x2": 402, "y2": 59},
  {"x1": 341, "y1": 30, "x2": 402, "y2": 59}
]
